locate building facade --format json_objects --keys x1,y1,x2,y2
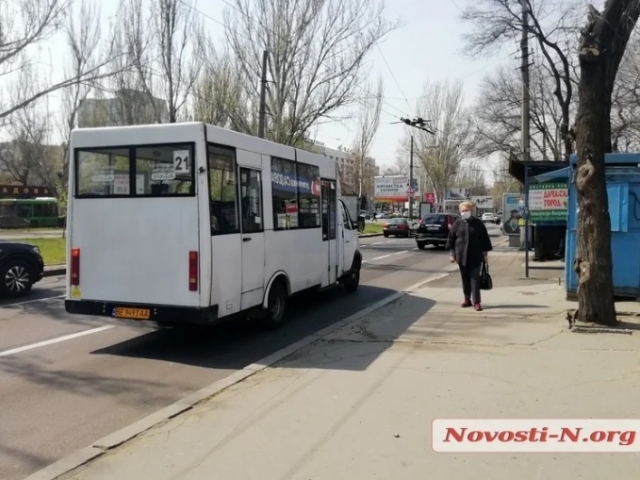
[
  {"x1": 78, "y1": 89, "x2": 169, "y2": 128},
  {"x1": 320, "y1": 146, "x2": 377, "y2": 201}
]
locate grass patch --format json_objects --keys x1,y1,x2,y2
[
  {"x1": 18, "y1": 238, "x2": 66, "y2": 265},
  {"x1": 0, "y1": 228, "x2": 63, "y2": 234},
  {"x1": 360, "y1": 222, "x2": 383, "y2": 235}
]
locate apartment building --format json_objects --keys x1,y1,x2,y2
[
  {"x1": 320, "y1": 145, "x2": 378, "y2": 199},
  {"x1": 78, "y1": 89, "x2": 169, "y2": 128}
]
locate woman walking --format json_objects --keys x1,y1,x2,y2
[{"x1": 446, "y1": 201, "x2": 493, "y2": 311}]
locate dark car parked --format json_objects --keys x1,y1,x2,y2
[
  {"x1": 383, "y1": 218, "x2": 413, "y2": 238},
  {"x1": 415, "y1": 213, "x2": 460, "y2": 249},
  {"x1": 0, "y1": 241, "x2": 45, "y2": 298}
]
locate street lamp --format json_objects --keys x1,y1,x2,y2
[{"x1": 398, "y1": 117, "x2": 435, "y2": 221}]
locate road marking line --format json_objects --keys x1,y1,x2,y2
[
  {"x1": 0, "y1": 325, "x2": 116, "y2": 358},
  {"x1": 364, "y1": 250, "x2": 411, "y2": 263},
  {"x1": 366, "y1": 253, "x2": 393, "y2": 262},
  {"x1": 3, "y1": 294, "x2": 65, "y2": 307}
]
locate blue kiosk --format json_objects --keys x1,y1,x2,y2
[{"x1": 565, "y1": 153, "x2": 640, "y2": 299}]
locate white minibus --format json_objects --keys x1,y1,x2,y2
[{"x1": 64, "y1": 122, "x2": 362, "y2": 328}]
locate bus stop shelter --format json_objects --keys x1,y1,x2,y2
[{"x1": 508, "y1": 159, "x2": 569, "y2": 278}]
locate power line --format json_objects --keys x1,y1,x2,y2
[{"x1": 376, "y1": 44, "x2": 413, "y2": 114}]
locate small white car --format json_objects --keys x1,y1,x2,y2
[{"x1": 481, "y1": 212, "x2": 497, "y2": 223}]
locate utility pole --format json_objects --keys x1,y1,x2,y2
[
  {"x1": 258, "y1": 50, "x2": 268, "y2": 139},
  {"x1": 521, "y1": 1, "x2": 531, "y2": 163},
  {"x1": 409, "y1": 134, "x2": 414, "y2": 221},
  {"x1": 521, "y1": 0, "x2": 531, "y2": 277}
]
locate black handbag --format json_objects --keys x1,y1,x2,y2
[{"x1": 480, "y1": 262, "x2": 493, "y2": 290}]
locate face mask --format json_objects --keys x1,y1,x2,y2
[{"x1": 460, "y1": 211, "x2": 471, "y2": 219}]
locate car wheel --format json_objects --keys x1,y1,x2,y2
[
  {"x1": 261, "y1": 280, "x2": 288, "y2": 330},
  {"x1": 383, "y1": 233, "x2": 389, "y2": 237},
  {"x1": 417, "y1": 242, "x2": 426, "y2": 250},
  {"x1": 0, "y1": 259, "x2": 33, "y2": 298}
]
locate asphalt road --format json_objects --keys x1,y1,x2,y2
[{"x1": 0, "y1": 226, "x2": 501, "y2": 480}]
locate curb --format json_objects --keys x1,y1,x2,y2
[
  {"x1": 24, "y1": 271, "x2": 455, "y2": 480},
  {"x1": 358, "y1": 233, "x2": 383, "y2": 238},
  {"x1": 43, "y1": 267, "x2": 65, "y2": 277}
]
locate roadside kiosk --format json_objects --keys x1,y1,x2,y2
[{"x1": 565, "y1": 153, "x2": 640, "y2": 299}]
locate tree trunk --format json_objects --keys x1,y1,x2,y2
[
  {"x1": 573, "y1": 0, "x2": 640, "y2": 325},
  {"x1": 574, "y1": 60, "x2": 616, "y2": 325}
]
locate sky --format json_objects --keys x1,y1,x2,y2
[{"x1": 32, "y1": 0, "x2": 518, "y2": 177}]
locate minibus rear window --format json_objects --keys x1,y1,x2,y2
[{"x1": 75, "y1": 143, "x2": 195, "y2": 198}]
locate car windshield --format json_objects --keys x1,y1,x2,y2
[{"x1": 389, "y1": 218, "x2": 406, "y2": 224}]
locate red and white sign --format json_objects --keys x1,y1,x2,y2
[
  {"x1": 406, "y1": 187, "x2": 415, "y2": 195},
  {"x1": 424, "y1": 192, "x2": 436, "y2": 203},
  {"x1": 311, "y1": 180, "x2": 321, "y2": 196},
  {"x1": 374, "y1": 175, "x2": 420, "y2": 202},
  {"x1": 433, "y1": 419, "x2": 640, "y2": 452}
]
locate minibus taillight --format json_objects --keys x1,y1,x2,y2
[
  {"x1": 189, "y1": 251, "x2": 198, "y2": 291},
  {"x1": 70, "y1": 248, "x2": 80, "y2": 285}
]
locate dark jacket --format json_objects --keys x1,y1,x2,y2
[{"x1": 445, "y1": 216, "x2": 493, "y2": 267}]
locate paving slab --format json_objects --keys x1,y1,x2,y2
[{"x1": 55, "y1": 250, "x2": 640, "y2": 480}]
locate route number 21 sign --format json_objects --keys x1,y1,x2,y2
[{"x1": 173, "y1": 150, "x2": 190, "y2": 174}]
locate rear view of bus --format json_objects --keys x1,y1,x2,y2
[{"x1": 65, "y1": 124, "x2": 210, "y2": 325}]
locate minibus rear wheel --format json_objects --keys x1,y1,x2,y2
[
  {"x1": 263, "y1": 279, "x2": 288, "y2": 329},
  {"x1": 343, "y1": 264, "x2": 361, "y2": 293}
]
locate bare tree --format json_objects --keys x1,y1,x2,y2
[
  {"x1": 0, "y1": 0, "x2": 120, "y2": 122},
  {"x1": 154, "y1": 0, "x2": 202, "y2": 123},
  {"x1": 609, "y1": 33, "x2": 640, "y2": 151},
  {"x1": 103, "y1": 0, "x2": 159, "y2": 126},
  {"x1": 58, "y1": 0, "x2": 104, "y2": 187},
  {"x1": 411, "y1": 80, "x2": 474, "y2": 206},
  {"x1": 488, "y1": 152, "x2": 523, "y2": 200},
  {"x1": 351, "y1": 77, "x2": 384, "y2": 210},
  {"x1": 382, "y1": 156, "x2": 409, "y2": 176},
  {"x1": 573, "y1": 0, "x2": 640, "y2": 326},
  {"x1": 107, "y1": 0, "x2": 201, "y2": 125},
  {"x1": 224, "y1": 0, "x2": 397, "y2": 146},
  {"x1": 190, "y1": 39, "x2": 247, "y2": 129},
  {"x1": 455, "y1": 158, "x2": 489, "y2": 194},
  {"x1": 461, "y1": 0, "x2": 581, "y2": 159},
  {"x1": 0, "y1": 101, "x2": 52, "y2": 186},
  {"x1": 473, "y1": 62, "x2": 566, "y2": 160}
]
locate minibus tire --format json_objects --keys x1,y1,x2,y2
[
  {"x1": 343, "y1": 265, "x2": 360, "y2": 293},
  {"x1": 263, "y1": 280, "x2": 288, "y2": 329}
]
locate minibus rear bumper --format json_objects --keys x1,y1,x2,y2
[{"x1": 65, "y1": 299, "x2": 219, "y2": 326}]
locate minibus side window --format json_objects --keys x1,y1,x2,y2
[
  {"x1": 271, "y1": 157, "x2": 299, "y2": 231},
  {"x1": 296, "y1": 162, "x2": 321, "y2": 229},
  {"x1": 208, "y1": 145, "x2": 240, "y2": 235}
]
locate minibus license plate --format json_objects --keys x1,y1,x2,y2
[{"x1": 113, "y1": 307, "x2": 151, "y2": 320}]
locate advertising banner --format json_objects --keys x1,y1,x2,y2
[
  {"x1": 374, "y1": 176, "x2": 420, "y2": 202},
  {"x1": 446, "y1": 188, "x2": 471, "y2": 200},
  {"x1": 502, "y1": 193, "x2": 522, "y2": 235},
  {"x1": 271, "y1": 169, "x2": 320, "y2": 195},
  {"x1": 471, "y1": 196, "x2": 494, "y2": 209},
  {"x1": 528, "y1": 182, "x2": 568, "y2": 222}
]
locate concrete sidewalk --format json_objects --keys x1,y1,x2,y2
[{"x1": 43, "y1": 251, "x2": 640, "y2": 480}]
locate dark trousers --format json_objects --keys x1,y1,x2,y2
[{"x1": 459, "y1": 263, "x2": 482, "y2": 304}]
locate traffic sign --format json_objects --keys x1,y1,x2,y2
[{"x1": 406, "y1": 187, "x2": 415, "y2": 195}]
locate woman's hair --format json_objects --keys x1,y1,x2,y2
[{"x1": 458, "y1": 201, "x2": 474, "y2": 211}]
